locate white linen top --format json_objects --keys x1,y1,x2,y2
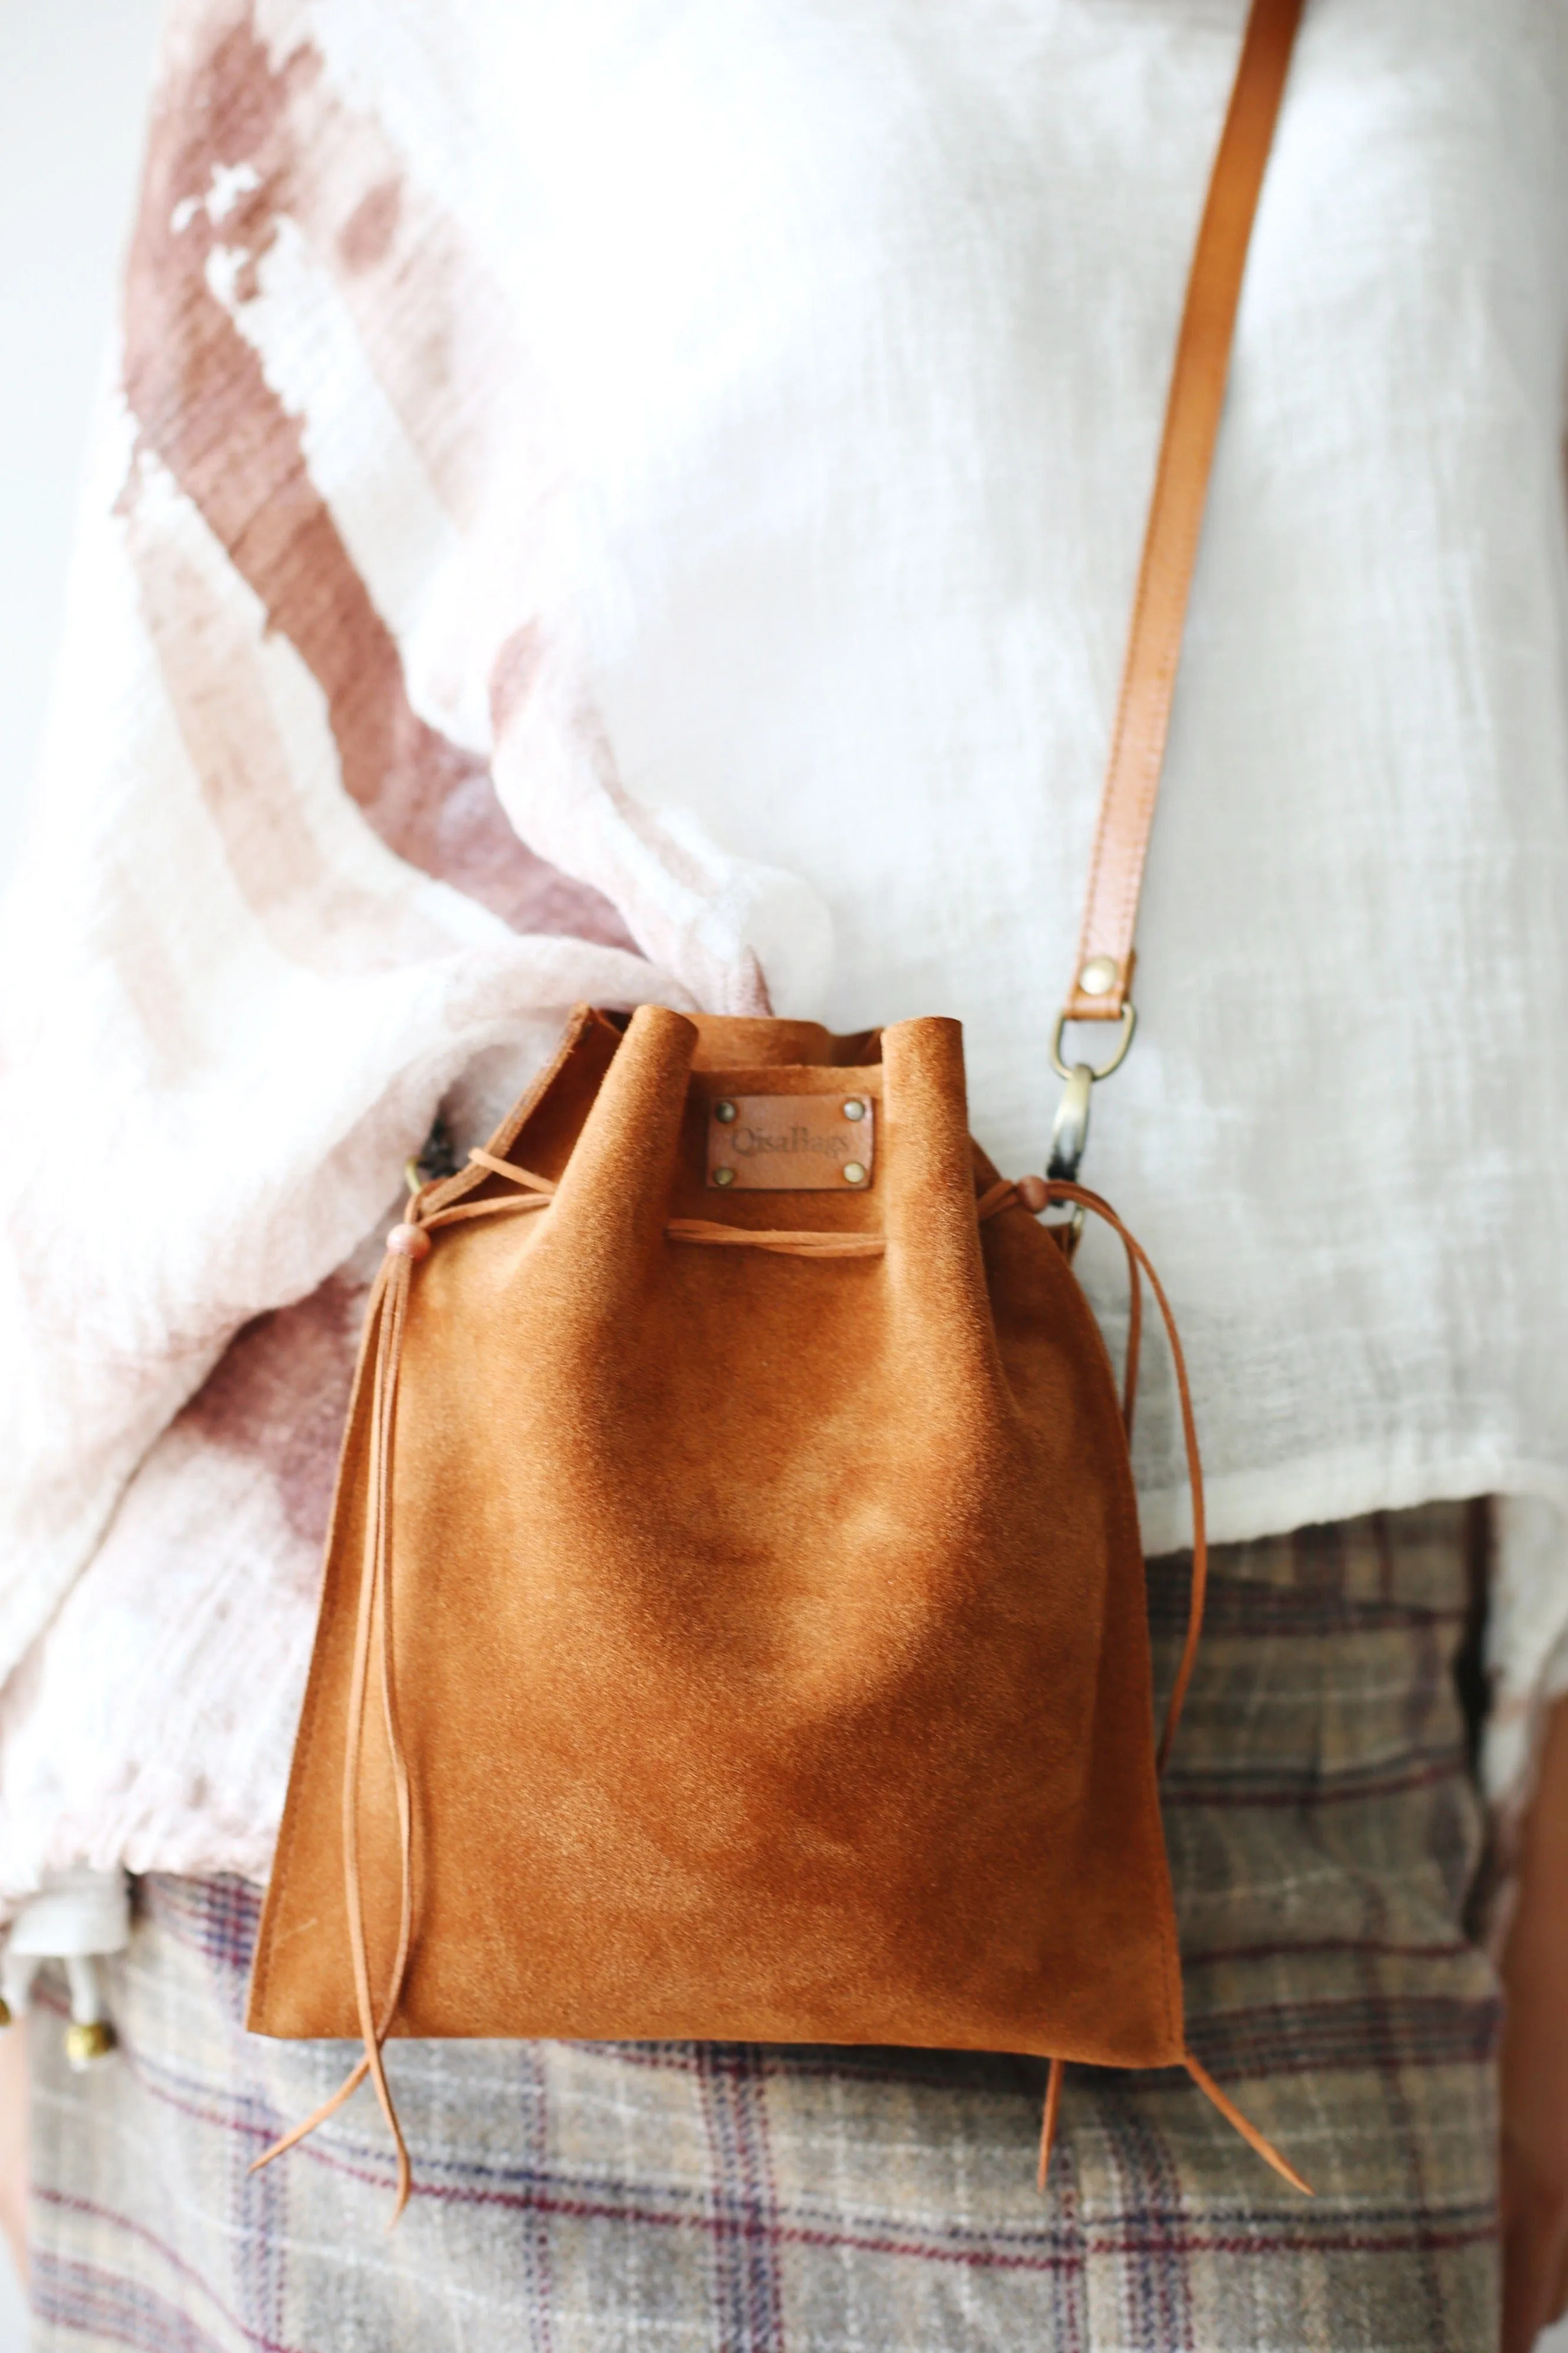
[
  {"x1": 426, "y1": 0, "x2": 1568, "y2": 1654},
  {"x1": 1, "y1": 0, "x2": 1567, "y2": 1901}
]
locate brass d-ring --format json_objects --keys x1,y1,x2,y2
[{"x1": 1050, "y1": 1002, "x2": 1136, "y2": 1084}]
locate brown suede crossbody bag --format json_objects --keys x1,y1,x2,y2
[{"x1": 248, "y1": 0, "x2": 1309, "y2": 2214}]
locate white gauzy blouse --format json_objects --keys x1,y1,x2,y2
[{"x1": 0, "y1": 0, "x2": 1566, "y2": 1900}]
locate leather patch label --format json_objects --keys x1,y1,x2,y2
[{"x1": 706, "y1": 1093, "x2": 875, "y2": 1191}]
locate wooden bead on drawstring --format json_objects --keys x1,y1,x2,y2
[
  {"x1": 1015, "y1": 1174, "x2": 1049, "y2": 1215},
  {"x1": 385, "y1": 1223, "x2": 432, "y2": 1260}
]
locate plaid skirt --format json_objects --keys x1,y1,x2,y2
[{"x1": 29, "y1": 1504, "x2": 1499, "y2": 2351}]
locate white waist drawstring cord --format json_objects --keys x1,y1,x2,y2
[{"x1": 1, "y1": 1869, "x2": 129, "y2": 2067}]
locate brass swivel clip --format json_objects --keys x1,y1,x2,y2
[
  {"x1": 1047, "y1": 1000, "x2": 1136, "y2": 1179},
  {"x1": 1045, "y1": 998, "x2": 1136, "y2": 1251}
]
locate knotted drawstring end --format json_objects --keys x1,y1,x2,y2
[
  {"x1": 1185, "y1": 2050, "x2": 1313, "y2": 2195},
  {"x1": 1037, "y1": 2056, "x2": 1065, "y2": 2192},
  {"x1": 248, "y1": 2052, "x2": 372, "y2": 2179},
  {"x1": 1033, "y1": 2049, "x2": 1310, "y2": 2202},
  {"x1": 248, "y1": 2050, "x2": 415, "y2": 2221},
  {"x1": 387, "y1": 2139, "x2": 412, "y2": 2227}
]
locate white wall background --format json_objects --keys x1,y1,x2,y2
[
  {"x1": 0, "y1": 0, "x2": 166, "y2": 885},
  {"x1": 2, "y1": 4, "x2": 1566, "y2": 2348},
  {"x1": 0, "y1": 5, "x2": 167, "y2": 2335}
]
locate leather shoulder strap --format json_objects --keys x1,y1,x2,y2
[{"x1": 1062, "y1": 0, "x2": 1305, "y2": 1029}]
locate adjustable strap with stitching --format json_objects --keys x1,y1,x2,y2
[
  {"x1": 1033, "y1": 0, "x2": 1312, "y2": 2198},
  {"x1": 1062, "y1": 0, "x2": 1305, "y2": 1030}
]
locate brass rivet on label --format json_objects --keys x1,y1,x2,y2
[
  {"x1": 714, "y1": 1099, "x2": 738, "y2": 1123},
  {"x1": 713, "y1": 1165, "x2": 736, "y2": 1187},
  {"x1": 843, "y1": 1098, "x2": 866, "y2": 1121},
  {"x1": 842, "y1": 1161, "x2": 868, "y2": 1186},
  {"x1": 1077, "y1": 955, "x2": 1119, "y2": 998}
]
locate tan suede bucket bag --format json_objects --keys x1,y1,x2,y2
[{"x1": 248, "y1": 0, "x2": 1309, "y2": 2214}]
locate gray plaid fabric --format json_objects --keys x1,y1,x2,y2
[{"x1": 29, "y1": 1504, "x2": 1499, "y2": 2350}]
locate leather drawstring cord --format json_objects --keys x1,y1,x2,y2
[
  {"x1": 249, "y1": 1146, "x2": 889, "y2": 2214},
  {"x1": 994, "y1": 1178, "x2": 1311, "y2": 2202},
  {"x1": 253, "y1": 1152, "x2": 1306, "y2": 2214},
  {"x1": 978, "y1": 1177, "x2": 1202, "y2": 1777},
  {"x1": 462, "y1": 1150, "x2": 890, "y2": 1256}
]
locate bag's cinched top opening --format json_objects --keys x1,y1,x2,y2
[{"x1": 686, "y1": 1017, "x2": 883, "y2": 1071}]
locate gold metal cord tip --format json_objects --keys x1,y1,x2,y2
[{"x1": 65, "y1": 2019, "x2": 115, "y2": 2067}]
